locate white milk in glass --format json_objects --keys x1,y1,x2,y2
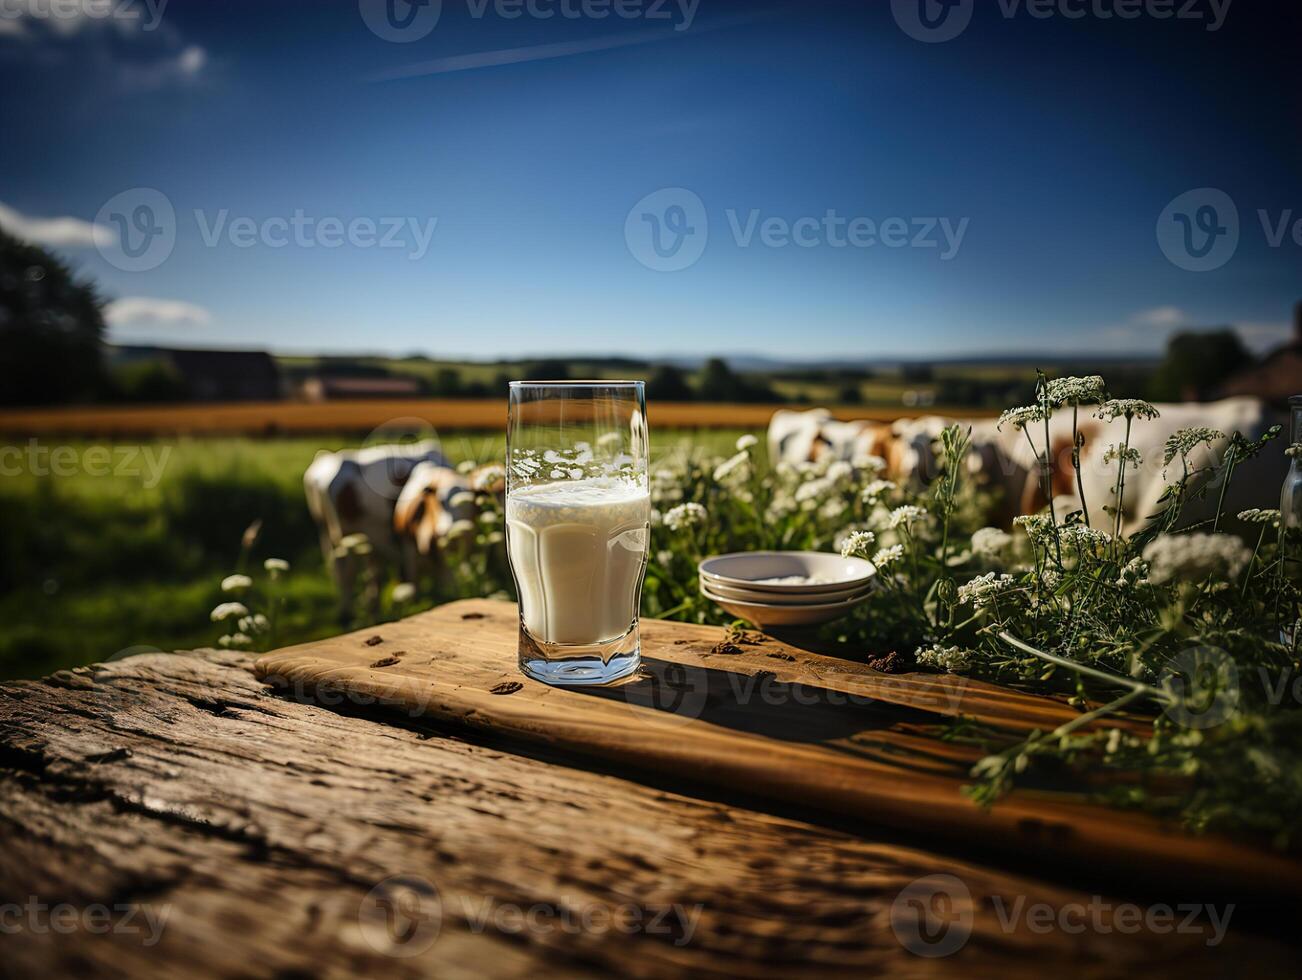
[{"x1": 506, "y1": 477, "x2": 651, "y2": 646}]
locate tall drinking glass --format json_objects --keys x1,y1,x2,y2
[{"x1": 506, "y1": 381, "x2": 650, "y2": 685}]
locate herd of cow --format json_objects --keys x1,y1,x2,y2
[{"x1": 303, "y1": 397, "x2": 1287, "y2": 620}]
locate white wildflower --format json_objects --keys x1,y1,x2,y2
[
  {"x1": 841, "y1": 530, "x2": 876, "y2": 559},
  {"x1": 1116, "y1": 557, "x2": 1149, "y2": 587},
  {"x1": 226, "y1": 632, "x2": 253, "y2": 649},
  {"x1": 1163, "y1": 427, "x2": 1224, "y2": 465},
  {"x1": 392, "y1": 583, "x2": 417, "y2": 604},
  {"x1": 1238, "y1": 508, "x2": 1281, "y2": 527},
  {"x1": 456, "y1": 460, "x2": 476, "y2": 474},
  {"x1": 445, "y1": 519, "x2": 475, "y2": 541},
  {"x1": 1043, "y1": 375, "x2": 1105, "y2": 406},
  {"x1": 735, "y1": 433, "x2": 759, "y2": 452},
  {"x1": 826, "y1": 460, "x2": 853, "y2": 484},
  {"x1": 872, "y1": 544, "x2": 905, "y2": 568},
  {"x1": 713, "y1": 451, "x2": 751, "y2": 485},
  {"x1": 971, "y1": 527, "x2": 1012, "y2": 556},
  {"x1": 1142, "y1": 533, "x2": 1252, "y2": 585},
  {"x1": 1060, "y1": 525, "x2": 1111, "y2": 551},
  {"x1": 957, "y1": 572, "x2": 1016, "y2": 609},
  {"x1": 1039, "y1": 568, "x2": 1061, "y2": 590},
  {"x1": 1013, "y1": 513, "x2": 1055, "y2": 545},
  {"x1": 862, "y1": 479, "x2": 896, "y2": 504},
  {"x1": 1102, "y1": 444, "x2": 1143, "y2": 468},
  {"x1": 820, "y1": 497, "x2": 847, "y2": 521},
  {"x1": 664, "y1": 502, "x2": 707, "y2": 531},
  {"x1": 998, "y1": 405, "x2": 1044, "y2": 431},
  {"x1": 210, "y1": 602, "x2": 249, "y2": 623},
  {"x1": 915, "y1": 645, "x2": 972, "y2": 673},
  {"x1": 472, "y1": 464, "x2": 505, "y2": 491},
  {"x1": 888, "y1": 505, "x2": 928, "y2": 530},
  {"x1": 1095, "y1": 398, "x2": 1160, "y2": 422},
  {"x1": 221, "y1": 574, "x2": 253, "y2": 593},
  {"x1": 649, "y1": 508, "x2": 662, "y2": 527},
  {"x1": 263, "y1": 558, "x2": 290, "y2": 575},
  {"x1": 450, "y1": 490, "x2": 477, "y2": 509},
  {"x1": 851, "y1": 453, "x2": 887, "y2": 474},
  {"x1": 338, "y1": 533, "x2": 369, "y2": 552},
  {"x1": 478, "y1": 511, "x2": 497, "y2": 525},
  {"x1": 795, "y1": 477, "x2": 832, "y2": 504}
]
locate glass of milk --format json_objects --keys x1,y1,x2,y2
[{"x1": 506, "y1": 381, "x2": 650, "y2": 685}]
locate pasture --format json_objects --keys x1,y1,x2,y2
[{"x1": 0, "y1": 427, "x2": 755, "y2": 680}]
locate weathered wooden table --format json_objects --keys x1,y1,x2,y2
[{"x1": 2, "y1": 599, "x2": 1297, "y2": 978}]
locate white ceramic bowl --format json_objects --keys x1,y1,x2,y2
[
  {"x1": 698, "y1": 551, "x2": 876, "y2": 595},
  {"x1": 698, "y1": 575, "x2": 872, "y2": 605},
  {"x1": 700, "y1": 584, "x2": 870, "y2": 627}
]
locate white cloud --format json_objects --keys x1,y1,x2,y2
[
  {"x1": 1233, "y1": 321, "x2": 1291, "y2": 354},
  {"x1": 0, "y1": 200, "x2": 111, "y2": 248},
  {"x1": 1131, "y1": 306, "x2": 1187, "y2": 328},
  {"x1": 105, "y1": 297, "x2": 212, "y2": 328},
  {"x1": 0, "y1": 0, "x2": 207, "y2": 95}
]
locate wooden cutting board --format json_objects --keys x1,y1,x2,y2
[{"x1": 255, "y1": 598, "x2": 1300, "y2": 897}]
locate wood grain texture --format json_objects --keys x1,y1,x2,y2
[
  {"x1": 256, "y1": 599, "x2": 1302, "y2": 899},
  {"x1": 1, "y1": 648, "x2": 1290, "y2": 978}
]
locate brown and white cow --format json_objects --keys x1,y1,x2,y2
[
  {"x1": 768, "y1": 399, "x2": 1287, "y2": 535},
  {"x1": 304, "y1": 440, "x2": 451, "y2": 623}
]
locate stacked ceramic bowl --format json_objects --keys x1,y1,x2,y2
[{"x1": 698, "y1": 551, "x2": 876, "y2": 627}]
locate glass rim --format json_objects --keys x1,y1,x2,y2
[{"x1": 508, "y1": 379, "x2": 645, "y2": 387}]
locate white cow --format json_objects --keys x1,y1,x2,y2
[{"x1": 304, "y1": 440, "x2": 450, "y2": 622}]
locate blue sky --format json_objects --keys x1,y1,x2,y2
[{"x1": 1, "y1": 0, "x2": 1298, "y2": 359}]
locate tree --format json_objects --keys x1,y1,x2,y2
[
  {"x1": 645, "y1": 364, "x2": 694, "y2": 401},
  {"x1": 698, "y1": 358, "x2": 780, "y2": 404},
  {"x1": 1148, "y1": 330, "x2": 1252, "y2": 402},
  {"x1": 0, "y1": 228, "x2": 107, "y2": 406},
  {"x1": 523, "y1": 359, "x2": 571, "y2": 381}
]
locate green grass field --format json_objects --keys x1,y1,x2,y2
[{"x1": 0, "y1": 429, "x2": 754, "y2": 680}]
